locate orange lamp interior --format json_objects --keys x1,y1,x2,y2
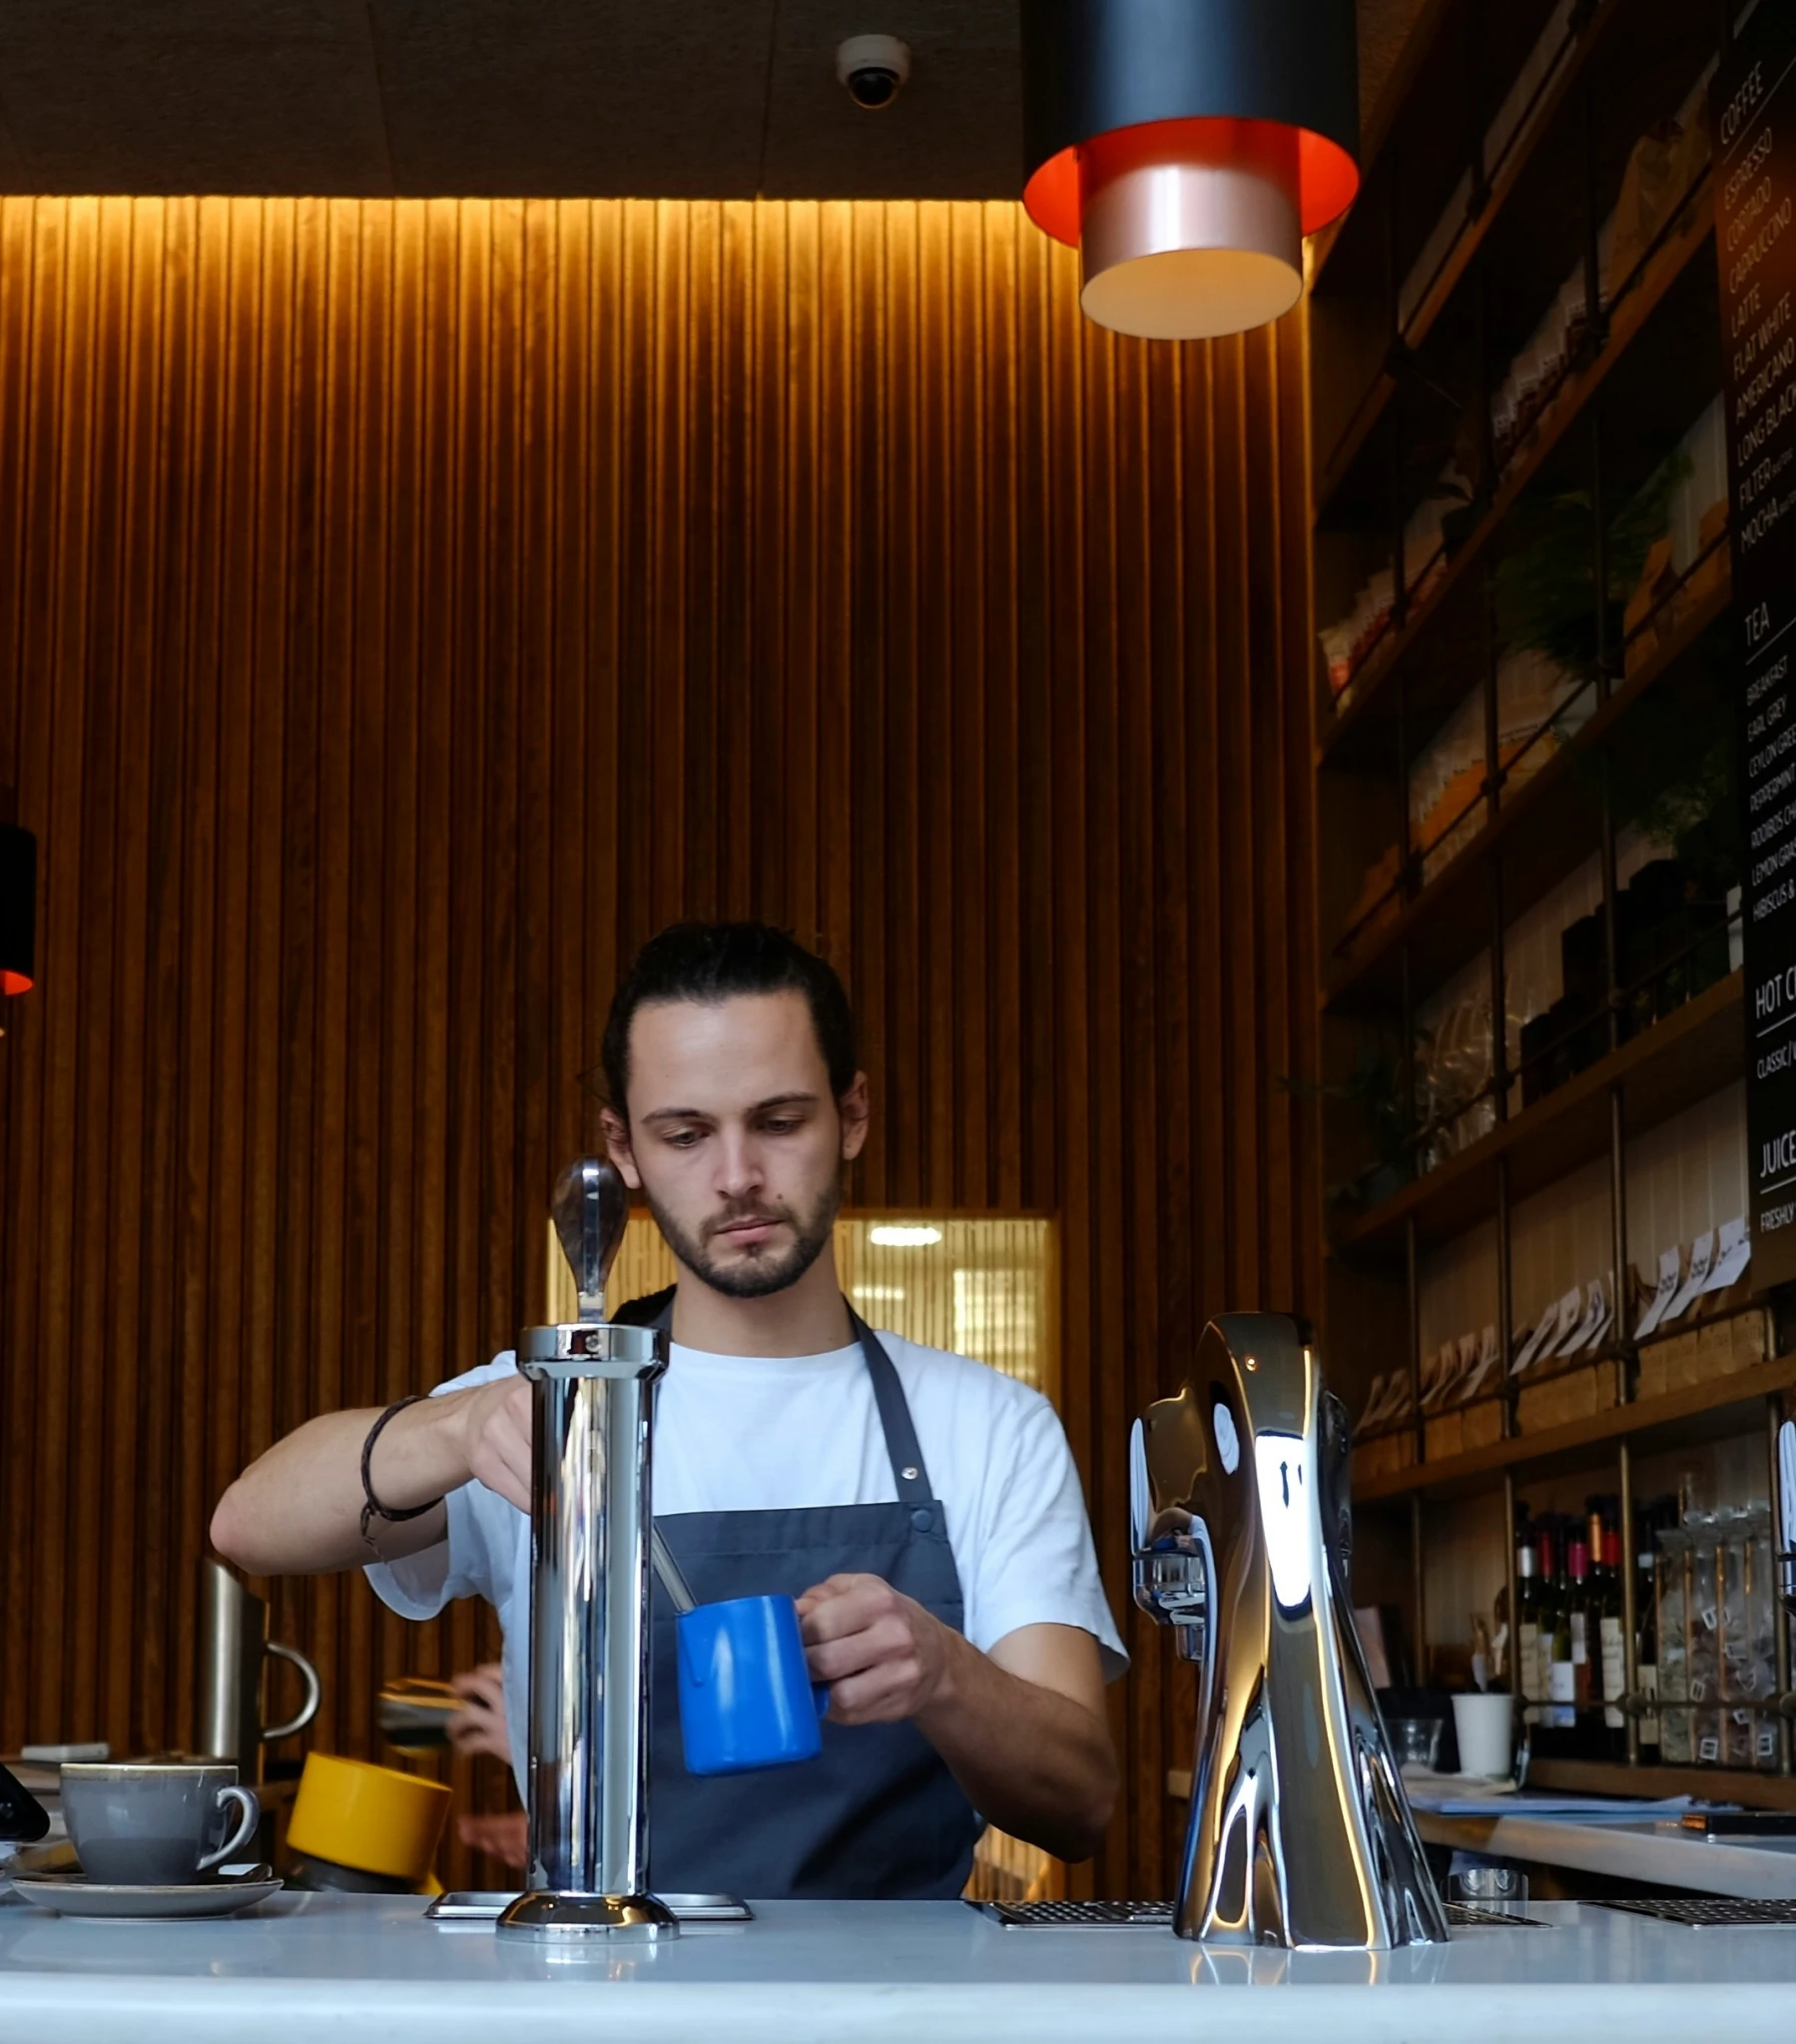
[{"x1": 1025, "y1": 116, "x2": 1360, "y2": 246}]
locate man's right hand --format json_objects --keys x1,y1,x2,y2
[
  {"x1": 210, "y1": 1366, "x2": 535, "y2": 1578},
  {"x1": 456, "y1": 1375, "x2": 534, "y2": 1515}
]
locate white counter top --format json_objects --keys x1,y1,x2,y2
[
  {"x1": 5, "y1": 1892, "x2": 1796, "y2": 2043},
  {"x1": 1417, "y1": 1811, "x2": 1796, "y2": 1899}
]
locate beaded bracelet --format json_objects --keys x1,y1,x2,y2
[{"x1": 358, "y1": 1393, "x2": 444, "y2": 1548}]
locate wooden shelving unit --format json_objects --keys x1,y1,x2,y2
[
  {"x1": 1312, "y1": 0, "x2": 1719, "y2": 533},
  {"x1": 1307, "y1": 0, "x2": 1789, "y2": 1803},
  {"x1": 1170, "y1": 1752, "x2": 1796, "y2": 1812},
  {"x1": 1318, "y1": 177, "x2": 1718, "y2": 778},
  {"x1": 1328, "y1": 558, "x2": 1731, "y2": 1015},
  {"x1": 1355, "y1": 1347, "x2": 1795, "y2": 1505},
  {"x1": 1314, "y1": 0, "x2": 1652, "y2": 525},
  {"x1": 1337, "y1": 969, "x2": 1741, "y2": 1257},
  {"x1": 1527, "y1": 1760, "x2": 1796, "y2": 1811}
]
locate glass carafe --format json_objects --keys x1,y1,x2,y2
[{"x1": 1655, "y1": 1528, "x2": 1691, "y2": 1765}]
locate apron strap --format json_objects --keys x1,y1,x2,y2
[
  {"x1": 629, "y1": 1286, "x2": 939, "y2": 1510},
  {"x1": 846, "y1": 1307, "x2": 936, "y2": 1512},
  {"x1": 613, "y1": 1283, "x2": 678, "y2": 1330}
]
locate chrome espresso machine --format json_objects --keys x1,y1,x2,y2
[{"x1": 1131, "y1": 1312, "x2": 1448, "y2": 1947}]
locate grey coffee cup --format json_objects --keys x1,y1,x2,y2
[{"x1": 60, "y1": 1762, "x2": 260, "y2": 1885}]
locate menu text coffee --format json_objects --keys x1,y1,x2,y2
[{"x1": 1718, "y1": 5, "x2": 1796, "y2": 1283}]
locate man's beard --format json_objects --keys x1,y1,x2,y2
[{"x1": 646, "y1": 1177, "x2": 842, "y2": 1300}]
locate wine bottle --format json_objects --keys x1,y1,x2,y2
[
  {"x1": 1566, "y1": 1539, "x2": 1592, "y2": 1711},
  {"x1": 1636, "y1": 1528, "x2": 1661, "y2": 1760},
  {"x1": 1535, "y1": 1522, "x2": 1561, "y2": 1717},
  {"x1": 1599, "y1": 1529, "x2": 1626, "y2": 1755},
  {"x1": 1586, "y1": 1505, "x2": 1607, "y2": 1597},
  {"x1": 1516, "y1": 1531, "x2": 1541, "y2": 1723},
  {"x1": 1547, "y1": 1532, "x2": 1577, "y2": 1730}
]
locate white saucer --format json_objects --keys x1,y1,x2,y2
[{"x1": 11, "y1": 1870, "x2": 284, "y2": 1920}]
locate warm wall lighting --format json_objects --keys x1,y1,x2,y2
[
  {"x1": 0, "y1": 821, "x2": 35, "y2": 997},
  {"x1": 1021, "y1": 0, "x2": 1360, "y2": 341},
  {"x1": 550, "y1": 1214, "x2": 1056, "y2": 1397}
]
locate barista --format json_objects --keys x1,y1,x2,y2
[{"x1": 212, "y1": 922, "x2": 1124, "y2": 1898}]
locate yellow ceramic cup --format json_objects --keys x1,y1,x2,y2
[{"x1": 286, "y1": 1752, "x2": 450, "y2": 1887}]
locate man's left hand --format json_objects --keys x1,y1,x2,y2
[
  {"x1": 796, "y1": 1573, "x2": 958, "y2": 1725},
  {"x1": 445, "y1": 1663, "x2": 511, "y2": 1763},
  {"x1": 457, "y1": 1810, "x2": 527, "y2": 1872}
]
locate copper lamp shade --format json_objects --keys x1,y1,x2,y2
[
  {"x1": 0, "y1": 822, "x2": 35, "y2": 997},
  {"x1": 1021, "y1": 0, "x2": 1360, "y2": 341}
]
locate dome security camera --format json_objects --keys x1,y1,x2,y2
[{"x1": 836, "y1": 34, "x2": 911, "y2": 111}]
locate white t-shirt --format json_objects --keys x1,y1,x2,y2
[{"x1": 367, "y1": 1331, "x2": 1127, "y2": 1795}]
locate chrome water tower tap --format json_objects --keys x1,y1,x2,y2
[
  {"x1": 496, "y1": 1157, "x2": 676, "y2": 1942},
  {"x1": 1131, "y1": 1313, "x2": 1447, "y2": 1947}
]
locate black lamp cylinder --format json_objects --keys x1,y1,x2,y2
[
  {"x1": 0, "y1": 823, "x2": 36, "y2": 996},
  {"x1": 1021, "y1": 0, "x2": 1359, "y2": 183}
]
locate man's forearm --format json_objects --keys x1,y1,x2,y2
[
  {"x1": 210, "y1": 1394, "x2": 468, "y2": 1576},
  {"x1": 912, "y1": 1632, "x2": 1117, "y2": 1862}
]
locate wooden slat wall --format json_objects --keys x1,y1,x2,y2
[{"x1": 0, "y1": 195, "x2": 1321, "y2": 1896}]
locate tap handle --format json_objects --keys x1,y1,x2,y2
[
  {"x1": 1128, "y1": 1419, "x2": 1212, "y2": 1667},
  {"x1": 1128, "y1": 1417, "x2": 1151, "y2": 1557},
  {"x1": 551, "y1": 1157, "x2": 629, "y2": 1322}
]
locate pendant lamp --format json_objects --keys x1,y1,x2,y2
[
  {"x1": 0, "y1": 822, "x2": 36, "y2": 997},
  {"x1": 1021, "y1": 0, "x2": 1360, "y2": 341}
]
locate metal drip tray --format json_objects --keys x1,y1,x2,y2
[
  {"x1": 969, "y1": 1899, "x2": 1173, "y2": 1928},
  {"x1": 1598, "y1": 1898, "x2": 1796, "y2": 1927},
  {"x1": 971, "y1": 1898, "x2": 1552, "y2": 1933},
  {"x1": 1445, "y1": 1902, "x2": 1551, "y2": 1929}
]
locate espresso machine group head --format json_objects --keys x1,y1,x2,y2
[
  {"x1": 1131, "y1": 1313, "x2": 1447, "y2": 1948},
  {"x1": 496, "y1": 1157, "x2": 676, "y2": 1942}
]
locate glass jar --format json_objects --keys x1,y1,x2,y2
[
  {"x1": 1683, "y1": 1511, "x2": 1722, "y2": 1767},
  {"x1": 1714, "y1": 1505, "x2": 1756, "y2": 1769},
  {"x1": 1655, "y1": 1528, "x2": 1691, "y2": 1765},
  {"x1": 1746, "y1": 1505, "x2": 1780, "y2": 1771}
]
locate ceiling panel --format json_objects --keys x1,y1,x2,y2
[
  {"x1": 0, "y1": 2, "x2": 1423, "y2": 200},
  {"x1": 0, "y1": 1, "x2": 390, "y2": 195},
  {"x1": 366, "y1": 0, "x2": 776, "y2": 198}
]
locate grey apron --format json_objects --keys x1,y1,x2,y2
[{"x1": 627, "y1": 1289, "x2": 981, "y2": 1899}]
